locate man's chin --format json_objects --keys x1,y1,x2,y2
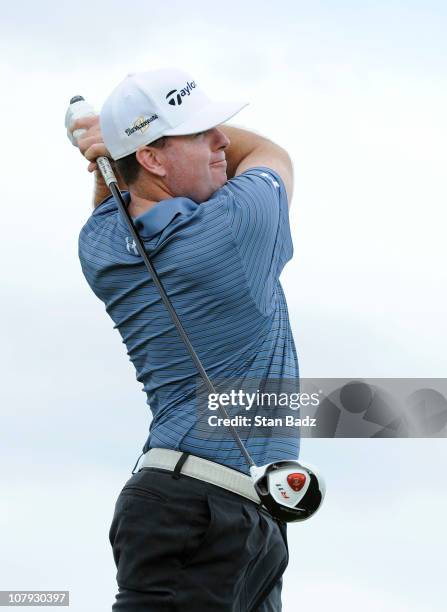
[
  {"x1": 215, "y1": 174, "x2": 228, "y2": 192},
  {"x1": 193, "y1": 173, "x2": 228, "y2": 203},
  {"x1": 217, "y1": 170, "x2": 228, "y2": 187}
]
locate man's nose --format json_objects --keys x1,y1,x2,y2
[{"x1": 211, "y1": 127, "x2": 231, "y2": 149}]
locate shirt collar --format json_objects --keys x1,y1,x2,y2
[{"x1": 115, "y1": 192, "x2": 199, "y2": 240}]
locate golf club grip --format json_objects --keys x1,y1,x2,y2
[{"x1": 96, "y1": 156, "x2": 119, "y2": 187}]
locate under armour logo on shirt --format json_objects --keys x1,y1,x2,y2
[
  {"x1": 125, "y1": 236, "x2": 139, "y2": 255},
  {"x1": 259, "y1": 171, "x2": 280, "y2": 189}
]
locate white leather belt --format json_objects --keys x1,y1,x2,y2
[{"x1": 139, "y1": 448, "x2": 261, "y2": 505}]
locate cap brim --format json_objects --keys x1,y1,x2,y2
[{"x1": 163, "y1": 100, "x2": 249, "y2": 136}]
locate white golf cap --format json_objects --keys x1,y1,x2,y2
[{"x1": 100, "y1": 68, "x2": 248, "y2": 160}]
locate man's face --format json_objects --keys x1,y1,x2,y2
[{"x1": 161, "y1": 127, "x2": 231, "y2": 203}]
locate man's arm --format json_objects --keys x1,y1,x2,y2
[
  {"x1": 220, "y1": 126, "x2": 294, "y2": 205},
  {"x1": 91, "y1": 163, "x2": 128, "y2": 208}
]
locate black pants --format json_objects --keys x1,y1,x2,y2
[{"x1": 109, "y1": 467, "x2": 289, "y2": 611}]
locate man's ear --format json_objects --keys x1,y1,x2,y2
[{"x1": 135, "y1": 146, "x2": 167, "y2": 177}]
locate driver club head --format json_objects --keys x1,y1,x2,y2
[{"x1": 250, "y1": 460, "x2": 325, "y2": 523}]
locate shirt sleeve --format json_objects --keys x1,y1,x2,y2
[{"x1": 222, "y1": 166, "x2": 293, "y2": 310}]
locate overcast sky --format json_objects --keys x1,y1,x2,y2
[{"x1": 1, "y1": 1, "x2": 446, "y2": 610}]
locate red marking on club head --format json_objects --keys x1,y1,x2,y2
[{"x1": 287, "y1": 473, "x2": 306, "y2": 491}]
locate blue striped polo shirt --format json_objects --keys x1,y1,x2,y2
[{"x1": 79, "y1": 167, "x2": 299, "y2": 474}]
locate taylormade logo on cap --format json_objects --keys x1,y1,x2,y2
[
  {"x1": 100, "y1": 67, "x2": 248, "y2": 160},
  {"x1": 166, "y1": 81, "x2": 197, "y2": 106}
]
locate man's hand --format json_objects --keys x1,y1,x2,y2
[{"x1": 70, "y1": 115, "x2": 109, "y2": 173}]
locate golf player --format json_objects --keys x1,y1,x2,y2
[{"x1": 71, "y1": 68, "x2": 298, "y2": 611}]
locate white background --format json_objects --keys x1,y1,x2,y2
[{"x1": 1, "y1": 1, "x2": 446, "y2": 610}]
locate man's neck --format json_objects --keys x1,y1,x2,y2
[{"x1": 128, "y1": 184, "x2": 175, "y2": 218}]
